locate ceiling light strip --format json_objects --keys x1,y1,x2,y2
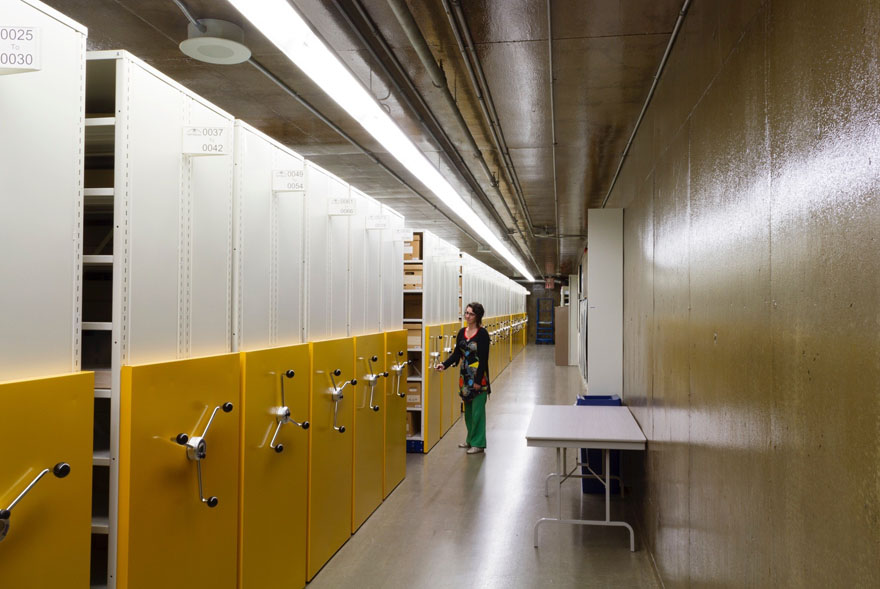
[{"x1": 227, "y1": 0, "x2": 535, "y2": 281}]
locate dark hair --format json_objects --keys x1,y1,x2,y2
[{"x1": 466, "y1": 302, "x2": 485, "y2": 325}]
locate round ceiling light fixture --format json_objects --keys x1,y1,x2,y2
[{"x1": 179, "y1": 19, "x2": 251, "y2": 65}]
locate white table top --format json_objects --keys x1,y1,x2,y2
[{"x1": 525, "y1": 405, "x2": 647, "y2": 450}]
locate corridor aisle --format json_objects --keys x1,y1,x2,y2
[{"x1": 308, "y1": 345, "x2": 659, "y2": 588}]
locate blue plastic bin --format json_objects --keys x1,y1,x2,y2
[{"x1": 576, "y1": 394, "x2": 622, "y2": 494}]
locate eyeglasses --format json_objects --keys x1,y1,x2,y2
[{"x1": 464, "y1": 311, "x2": 475, "y2": 316}]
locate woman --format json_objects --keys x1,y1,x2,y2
[{"x1": 436, "y1": 302, "x2": 490, "y2": 454}]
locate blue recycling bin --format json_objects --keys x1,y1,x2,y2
[{"x1": 576, "y1": 394, "x2": 622, "y2": 493}]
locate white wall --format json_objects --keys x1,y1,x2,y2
[{"x1": 587, "y1": 208, "x2": 623, "y2": 396}]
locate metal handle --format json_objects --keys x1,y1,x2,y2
[
  {"x1": 175, "y1": 402, "x2": 233, "y2": 508},
  {"x1": 270, "y1": 370, "x2": 310, "y2": 453},
  {"x1": 429, "y1": 334, "x2": 442, "y2": 359},
  {"x1": 0, "y1": 463, "x2": 70, "y2": 543},
  {"x1": 362, "y1": 355, "x2": 382, "y2": 412},
  {"x1": 389, "y1": 350, "x2": 406, "y2": 398},
  {"x1": 329, "y1": 370, "x2": 356, "y2": 433}
]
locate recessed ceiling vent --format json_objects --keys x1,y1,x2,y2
[{"x1": 179, "y1": 19, "x2": 251, "y2": 65}]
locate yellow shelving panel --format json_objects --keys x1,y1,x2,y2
[
  {"x1": 239, "y1": 344, "x2": 310, "y2": 589},
  {"x1": 118, "y1": 354, "x2": 241, "y2": 589},
  {"x1": 0, "y1": 372, "x2": 93, "y2": 588}
]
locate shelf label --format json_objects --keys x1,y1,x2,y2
[
  {"x1": 366, "y1": 215, "x2": 390, "y2": 230},
  {"x1": 329, "y1": 197, "x2": 357, "y2": 216},
  {"x1": 393, "y1": 228, "x2": 414, "y2": 242},
  {"x1": 272, "y1": 168, "x2": 305, "y2": 192},
  {"x1": 0, "y1": 27, "x2": 41, "y2": 75},
  {"x1": 182, "y1": 126, "x2": 231, "y2": 156}
]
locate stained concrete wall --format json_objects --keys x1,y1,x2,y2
[{"x1": 607, "y1": 1, "x2": 880, "y2": 585}]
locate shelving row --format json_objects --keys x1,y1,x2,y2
[
  {"x1": 402, "y1": 233, "x2": 529, "y2": 453},
  {"x1": 1, "y1": 4, "x2": 407, "y2": 587}
]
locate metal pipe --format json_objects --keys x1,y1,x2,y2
[
  {"x1": 170, "y1": 0, "x2": 206, "y2": 32},
  {"x1": 383, "y1": 0, "x2": 512, "y2": 228},
  {"x1": 546, "y1": 0, "x2": 560, "y2": 272},
  {"x1": 247, "y1": 57, "x2": 481, "y2": 246},
  {"x1": 339, "y1": 0, "x2": 538, "y2": 275},
  {"x1": 601, "y1": 0, "x2": 691, "y2": 208},
  {"x1": 383, "y1": 0, "x2": 543, "y2": 277},
  {"x1": 443, "y1": 0, "x2": 535, "y2": 235}
]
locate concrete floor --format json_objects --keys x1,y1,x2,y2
[{"x1": 308, "y1": 344, "x2": 660, "y2": 588}]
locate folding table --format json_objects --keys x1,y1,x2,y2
[{"x1": 526, "y1": 404, "x2": 646, "y2": 551}]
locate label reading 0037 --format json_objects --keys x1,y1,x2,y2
[
  {"x1": 0, "y1": 27, "x2": 40, "y2": 74},
  {"x1": 182, "y1": 126, "x2": 231, "y2": 156}
]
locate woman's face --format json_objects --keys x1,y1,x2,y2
[{"x1": 464, "y1": 306, "x2": 477, "y2": 327}]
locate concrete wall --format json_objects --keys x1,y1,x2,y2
[{"x1": 607, "y1": 1, "x2": 880, "y2": 585}]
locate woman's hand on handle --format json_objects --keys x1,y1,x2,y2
[{"x1": 435, "y1": 363, "x2": 445, "y2": 371}]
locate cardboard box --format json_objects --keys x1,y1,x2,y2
[
  {"x1": 403, "y1": 233, "x2": 422, "y2": 260},
  {"x1": 406, "y1": 382, "x2": 422, "y2": 408},
  {"x1": 403, "y1": 263, "x2": 423, "y2": 289},
  {"x1": 405, "y1": 324, "x2": 422, "y2": 348},
  {"x1": 406, "y1": 412, "x2": 414, "y2": 437}
]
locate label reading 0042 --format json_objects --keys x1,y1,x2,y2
[
  {"x1": 182, "y1": 126, "x2": 231, "y2": 156},
  {"x1": 0, "y1": 27, "x2": 41, "y2": 75}
]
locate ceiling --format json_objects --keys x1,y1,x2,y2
[{"x1": 45, "y1": 0, "x2": 682, "y2": 279}]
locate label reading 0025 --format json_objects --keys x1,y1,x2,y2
[
  {"x1": 0, "y1": 27, "x2": 41, "y2": 75},
  {"x1": 182, "y1": 126, "x2": 231, "y2": 156}
]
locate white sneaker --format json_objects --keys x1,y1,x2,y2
[
  {"x1": 466, "y1": 447, "x2": 484, "y2": 454},
  {"x1": 458, "y1": 442, "x2": 471, "y2": 448}
]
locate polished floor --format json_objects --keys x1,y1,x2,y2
[{"x1": 308, "y1": 345, "x2": 660, "y2": 588}]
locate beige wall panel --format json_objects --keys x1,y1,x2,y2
[{"x1": 608, "y1": 1, "x2": 879, "y2": 586}]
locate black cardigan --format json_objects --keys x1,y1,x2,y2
[{"x1": 441, "y1": 326, "x2": 491, "y2": 393}]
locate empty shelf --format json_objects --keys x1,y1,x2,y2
[
  {"x1": 91, "y1": 516, "x2": 109, "y2": 534},
  {"x1": 93, "y1": 449, "x2": 110, "y2": 467},
  {"x1": 83, "y1": 255, "x2": 113, "y2": 266},
  {"x1": 82, "y1": 322, "x2": 112, "y2": 331},
  {"x1": 84, "y1": 187, "x2": 114, "y2": 207},
  {"x1": 92, "y1": 369, "x2": 111, "y2": 390}
]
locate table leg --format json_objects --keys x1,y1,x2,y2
[{"x1": 534, "y1": 447, "x2": 636, "y2": 551}]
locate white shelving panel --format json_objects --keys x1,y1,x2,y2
[
  {"x1": 381, "y1": 209, "x2": 405, "y2": 330},
  {"x1": 0, "y1": 0, "x2": 86, "y2": 381},
  {"x1": 82, "y1": 49, "x2": 235, "y2": 589},
  {"x1": 232, "y1": 121, "x2": 305, "y2": 351}
]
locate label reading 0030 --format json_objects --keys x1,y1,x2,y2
[
  {"x1": 182, "y1": 126, "x2": 231, "y2": 156},
  {"x1": 0, "y1": 27, "x2": 41, "y2": 75}
]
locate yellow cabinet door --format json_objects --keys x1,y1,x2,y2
[
  {"x1": 0, "y1": 372, "x2": 93, "y2": 588},
  {"x1": 239, "y1": 344, "x2": 310, "y2": 589},
  {"x1": 118, "y1": 354, "x2": 241, "y2": 589},
  {"x1": 441, "y1": 323, "x2": 461, "y2": 434},
  {"x1": 308, "y1": 338, "x2": 355, "y2": 580},
  {"x1": 352, "y1": 333, "x2": 386, "y2": 532},
  {"x1": 383, "y1": 331, "x2": 407, "y2": 498},
  {"x1": 423, "y1": 325, "x2": 443, "y2": 452}
]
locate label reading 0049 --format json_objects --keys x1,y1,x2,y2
[
  {"x1": 0, "y1": 27, "x2": 41, "y2": 74},
  {"x1": 272, "y1": 168, "x2": 305, "y2": 192},
  {"x1": 182, "y1": 126, "x2": 231, "y2": 156}
]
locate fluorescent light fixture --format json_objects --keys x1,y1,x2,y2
[{"x1": 227, "y1": 0, "x2": 535, "y2": 281}]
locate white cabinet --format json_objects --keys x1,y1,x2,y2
[
  {"x1": 0, "y1": 0, "x2": 86, "y2": 381},
  {"x1": 232, "y1": 121, "x2": 305, "y2": 351}
]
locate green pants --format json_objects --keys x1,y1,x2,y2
[{"x1": 464, "y1": 392, "x2": 487, "y2": 448}]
